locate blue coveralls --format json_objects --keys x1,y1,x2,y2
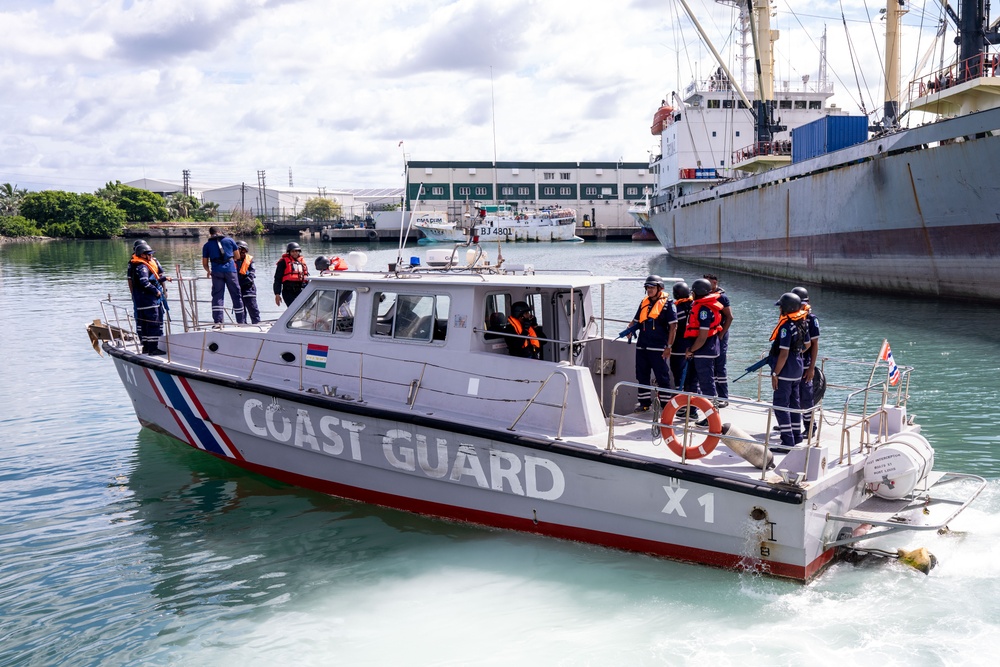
[
  {"x1": 633, "y1": 294, "x2": 676, "y2": 408},
  {"x1": 712, "y1": 291, "x2": 731, "y2": 399},
  {"x1": 237, "y1": 254, "x2": 261, "y2": 324},
  {"x1": 798, "y1": 309, "x2": 821, "y2": 436},
  {"x1": 670, "y1": 298, "x2": 699, "y2": 393},
  {"x1": 772, "y1": 319, "x2": 810, "y2": 449},
  {"x1": 129, "y1": 260, "x2": 164, "y2": 352},
  {"x1": 686, "y1": 300, "x2": 721, "y2": 399},
  {"x1": 202, "y1": 236, "x2": 245, "y2": 324}
]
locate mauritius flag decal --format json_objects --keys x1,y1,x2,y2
[{"x1": 305, "y1": 343, "x2": 329, "y2": 368}]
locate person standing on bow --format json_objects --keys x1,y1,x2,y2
[
  {"x1": 703, "y1": 273, "x2": 734, "y2": 407},
  {"x1": 128, "y1": 242, "x2": 166, "y2": 355},
  {"x1": 505, "y1": 301, "x2": 546, "y2": 359},
  {"x1": 683, "y1": 279, "x2": 724, "y2": 404},
  {"x1": 234, "y1": 241, "x2": 261, "y2": 324},
  {"x1": 669, "y1": 281, "x2": 699, "y2": 395},
  {"x1": 769, "y1": 292, "x2": 811, "y2": 450},
  {"x1": 792, "y1": 286, "x2": 821, "y2": 439},
  {"x1": 201, "y1": 226, "x2": 246, "y2": 325},
  {"x1": 626, "y1": 275, "x2": 676, "y2": 413},
  {"x1": 273, "y1": 242, "x2": 309, "y2": 307}
]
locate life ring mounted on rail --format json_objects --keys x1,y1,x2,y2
[{"x1": 659, "y1": 395, "x2": 722, "y2": 460}]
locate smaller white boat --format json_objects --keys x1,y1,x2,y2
[
  {"x1": 414, "y1": 204, "x2": 582, "y2": 243},
  {"x1": 627, "y1": 194, "x2": 657, "y2": 241}
]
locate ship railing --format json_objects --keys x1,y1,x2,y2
[
  {"x1": 732, "y1": 140, "x2": 792, "y2": 165},
  {"x1": 93, "y1": 297, "x2": 141, "y2": 354},
  {"x1": 171, "y1": 267, "x2": 275, "y2": 333},
  {"x1": 914, "y1": 54, "x2": 1000, "y2": 97}
]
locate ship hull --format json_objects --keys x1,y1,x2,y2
[{"x1": 649, "y1": 107, "x2": 1000, "y2": 301}]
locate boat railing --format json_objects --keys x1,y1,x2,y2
[
  {"x1": 95, "y1": 298, "x2": 141, "y2": 354},
  {"x1": 732, "y1": 140, "x2": 792, "y2": 165}
]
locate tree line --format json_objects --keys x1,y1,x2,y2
[{"x1": 0, "y1": 181, "x2": 227, "y2": 238}]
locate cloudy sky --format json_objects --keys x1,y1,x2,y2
[{"x1": 1, "y1": 0, "x2": 953, "y2": 193}]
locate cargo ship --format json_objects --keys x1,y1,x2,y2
[{"x1": 646, "y1": 0, "x2": 1000, "y2": 302}]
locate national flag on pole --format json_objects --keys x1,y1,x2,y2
[{"x1": 878, "y1": 339, "x2": 901, "y2": 386}]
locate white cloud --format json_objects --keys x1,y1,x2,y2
[{"x1": 0, "y1": 0, "x2": 966, "y2": 193}]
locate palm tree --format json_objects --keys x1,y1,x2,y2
[{"x1": 0, "y1": 183, "x2": 28, "y2": 216}]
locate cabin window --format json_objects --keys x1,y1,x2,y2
[
  {"x1": 809, "y1": 101, "x2": 822, "y2": 109},
  {"x1": 711, "y1": 131, "x2": 717, "y2": 137},
  {"x1": 722, "y1": 100, "x2": 733, "y2": 109},
  {"x1": 738, "y1": 100, "x2": 748, "y2": 108},
  {"x1": 372, "y1": 292, "x2": 449, "y2": 342},
  {"x1": 735, "y1": 130, "x2": 741, "y2": 137},
  {"x1": 779, "y1": 100, "x2": 792, "y2": 109},
  {"x1": 707, "y1": 99, "x2": 720, "y2": 109},
  {"x1": 286, "y1": 289, "x2": 356, "y2": 334},
  {"x1": 794, "y1": 100, "x2": 807, "y2": 109}
]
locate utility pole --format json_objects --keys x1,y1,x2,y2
[
  {"x1": 182, "y1": 169, "x2": 190, "y2": 196},
  {"x1": 288, "y1": 167, "x2": 293, "y2": 187},
  {"x1": 257, "y1": 170, "x2": 267, "y2": 218}
]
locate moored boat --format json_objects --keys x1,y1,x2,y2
[
  {"x1": 414, "y1": 203, "x2": 582, "y2": 243},
  {"x1": 91, "y1": 245, "x2": 985, "y2": 581},
  {"x1": 647, "y1": 0, "x2": 1000, "y2": 302}
]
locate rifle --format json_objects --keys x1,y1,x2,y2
[
  {"x1": 731, "y1": 356, "x2": 771, "y2": 383},
  {"x1": 616, "y1": 321, "x2": 641, "y2": 341}
]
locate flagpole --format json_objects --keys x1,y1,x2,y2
[{"x1": 867, "y1": 338, "x2": 887, "y2": 387}]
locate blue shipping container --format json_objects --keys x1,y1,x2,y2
[{"x1": 791, "y1": 116, "x2": 868, "y2": 163}]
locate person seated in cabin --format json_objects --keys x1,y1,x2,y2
[
  {"x1": 504, "y1": 302, "x2": 547, "y2": 360},
  {"x1": 484, "y1": 311, "x2": 509, "y2": 341}
]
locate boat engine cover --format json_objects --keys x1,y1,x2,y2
[{"x1": 864, "y1": 432, "x2": 935, "y2": 499}]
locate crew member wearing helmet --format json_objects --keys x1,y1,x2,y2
[
  {"x1": 669, "y1": 281, "x2": 699, "y2": 394},
  {"x1": 792, "y1": 286, "x2": 821, "y2": 438},
  {"x1": 128, "y1": 242, "x2": 166, "y2": 355},
  {"x1": 683, "y1": 278, "x2": 724, "y2": 402},
  {"x1": 505, "y1": 301, "x2": 546, "y2": 359},
  {"x1": 625, "y1": 275, "x2": 676, "y2": 412},
  {"x1": 273, "y1": 242, "x2": 310, "y2": 307},
  {"x1": 234, "y1": 241, "x2": 261, "y2": 324},
  {"x1": 201, "y1": 226, "x2": 246, "y2": 325},
  {"x1": 769, "y1": 292, "x2": 811, "y2": 450},
  {"x1": 128, "y1": 239, "x2": 171, "y2": 295},
  {"x1": 703, "y1": 273, "x2": 734, "y2": 406}
]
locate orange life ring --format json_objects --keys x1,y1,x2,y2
[{"x1": 659, "y1": 395, "x2": 722, "y2": 460}]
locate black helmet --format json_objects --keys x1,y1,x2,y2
[
  {"x1": 791, "y1": 286, "x2": 809, "y2": 303},
  {"x1": 236, "y1": 240, "x2": 249, "y2": 250},
  {"x1": 776, "y1": 292, "x2": 802, "y2": 314},
  {"x1": 691, "y1": 278, "x2": 712, "y2": 298},
  {"x1": 511, "y1": 301, "x2": 533, "y2": 318},
  {"x1": 286, "y1": 242, "x2": 301, "y2": 252},
  {"x1": 134, "y1": 241, "x2": 153, "y2": 255},
  {"x1": 643, "y1": 274, "x2": 664, "y2": 289},
  {"x1": 314, "y1": 256, "x2": 331, "y2": 272},
  {"x1": 672, "y1": 281, "x2": 690, "y2": 300},
  {"x1": 133, "y1": 239, "x2": 147, "y2": 249}
]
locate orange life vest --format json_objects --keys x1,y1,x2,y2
[
  {"x1": 279, "y1": 253, "x2": 309, "y2": 283},
  {"x1": 507, "y1": 316, "x2": 541, "y2": 350},
  {"x1": 238, "y1": 253, "x2": 254, "y2": 275},
  {"x1": 130, "y1": 254, "x2": 160, "y2": 282},
  {"x1": 769, "y1": 308, "x2": 809, "y2": 341},
  {"x1": 684, "y1": 295, "x2": 723, "y2": 338},
  {"x1": 638, "y1": 294, "x2": 668, "y2": 324}
]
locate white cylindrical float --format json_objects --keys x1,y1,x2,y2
[{"x1": 863, "y1": 432, "x2": 935, "y2": 499}]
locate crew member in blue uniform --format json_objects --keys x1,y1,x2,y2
[
  {"x1": 128, "y1": 241, "x2": 166, "y2": 355},
  {"x1": 669, "y1": 281, "x2": 699, "y2": 394},
  {"x1": 684, "y1": 278, "x2": 723, "y2": 403},
  {"x1": 769, "y1": 292, "x2": 811, "y2": 450},
  {"x1": 234, "y1": 241, "x2": 261, "y2": 324},
  {"x1": 201, "y1": 226, "x2": 245, "y2": 325},
  {"x1": 627, "y1": 275, "x2": 677, "y2": 412},
  {"x1": 792, "y1": 286, "x2": 820, "y2": 438},
  {"x1": 704, "y1": 273, "x2": 734, "y2": 406}
]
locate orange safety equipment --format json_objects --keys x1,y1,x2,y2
[
  {"x1": 683, "y1": 295, "x2": 723, "y2": 338},
  {"x1": 507, "y1": 316, "x2": 541, "y2": 351},
  {"x1": 638, "y1": 294, "x2": 668, "y2": 324},
  {"x1": 238, "y1": 253, "x2": 254, "y2": 275},
  {"x1": 279, "y1": 253, "x2": 309, "y2": 283},
  {"x1": 660, "y1": 395, "x2": 722, "y2": 460}
]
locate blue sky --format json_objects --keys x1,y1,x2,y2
[{"x1": 1, "y1": 0, "x2": 954, "y2": 193}]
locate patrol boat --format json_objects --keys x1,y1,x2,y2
[{"x1": 91, "y1": 245, "x2": 984, "y2": 581}]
